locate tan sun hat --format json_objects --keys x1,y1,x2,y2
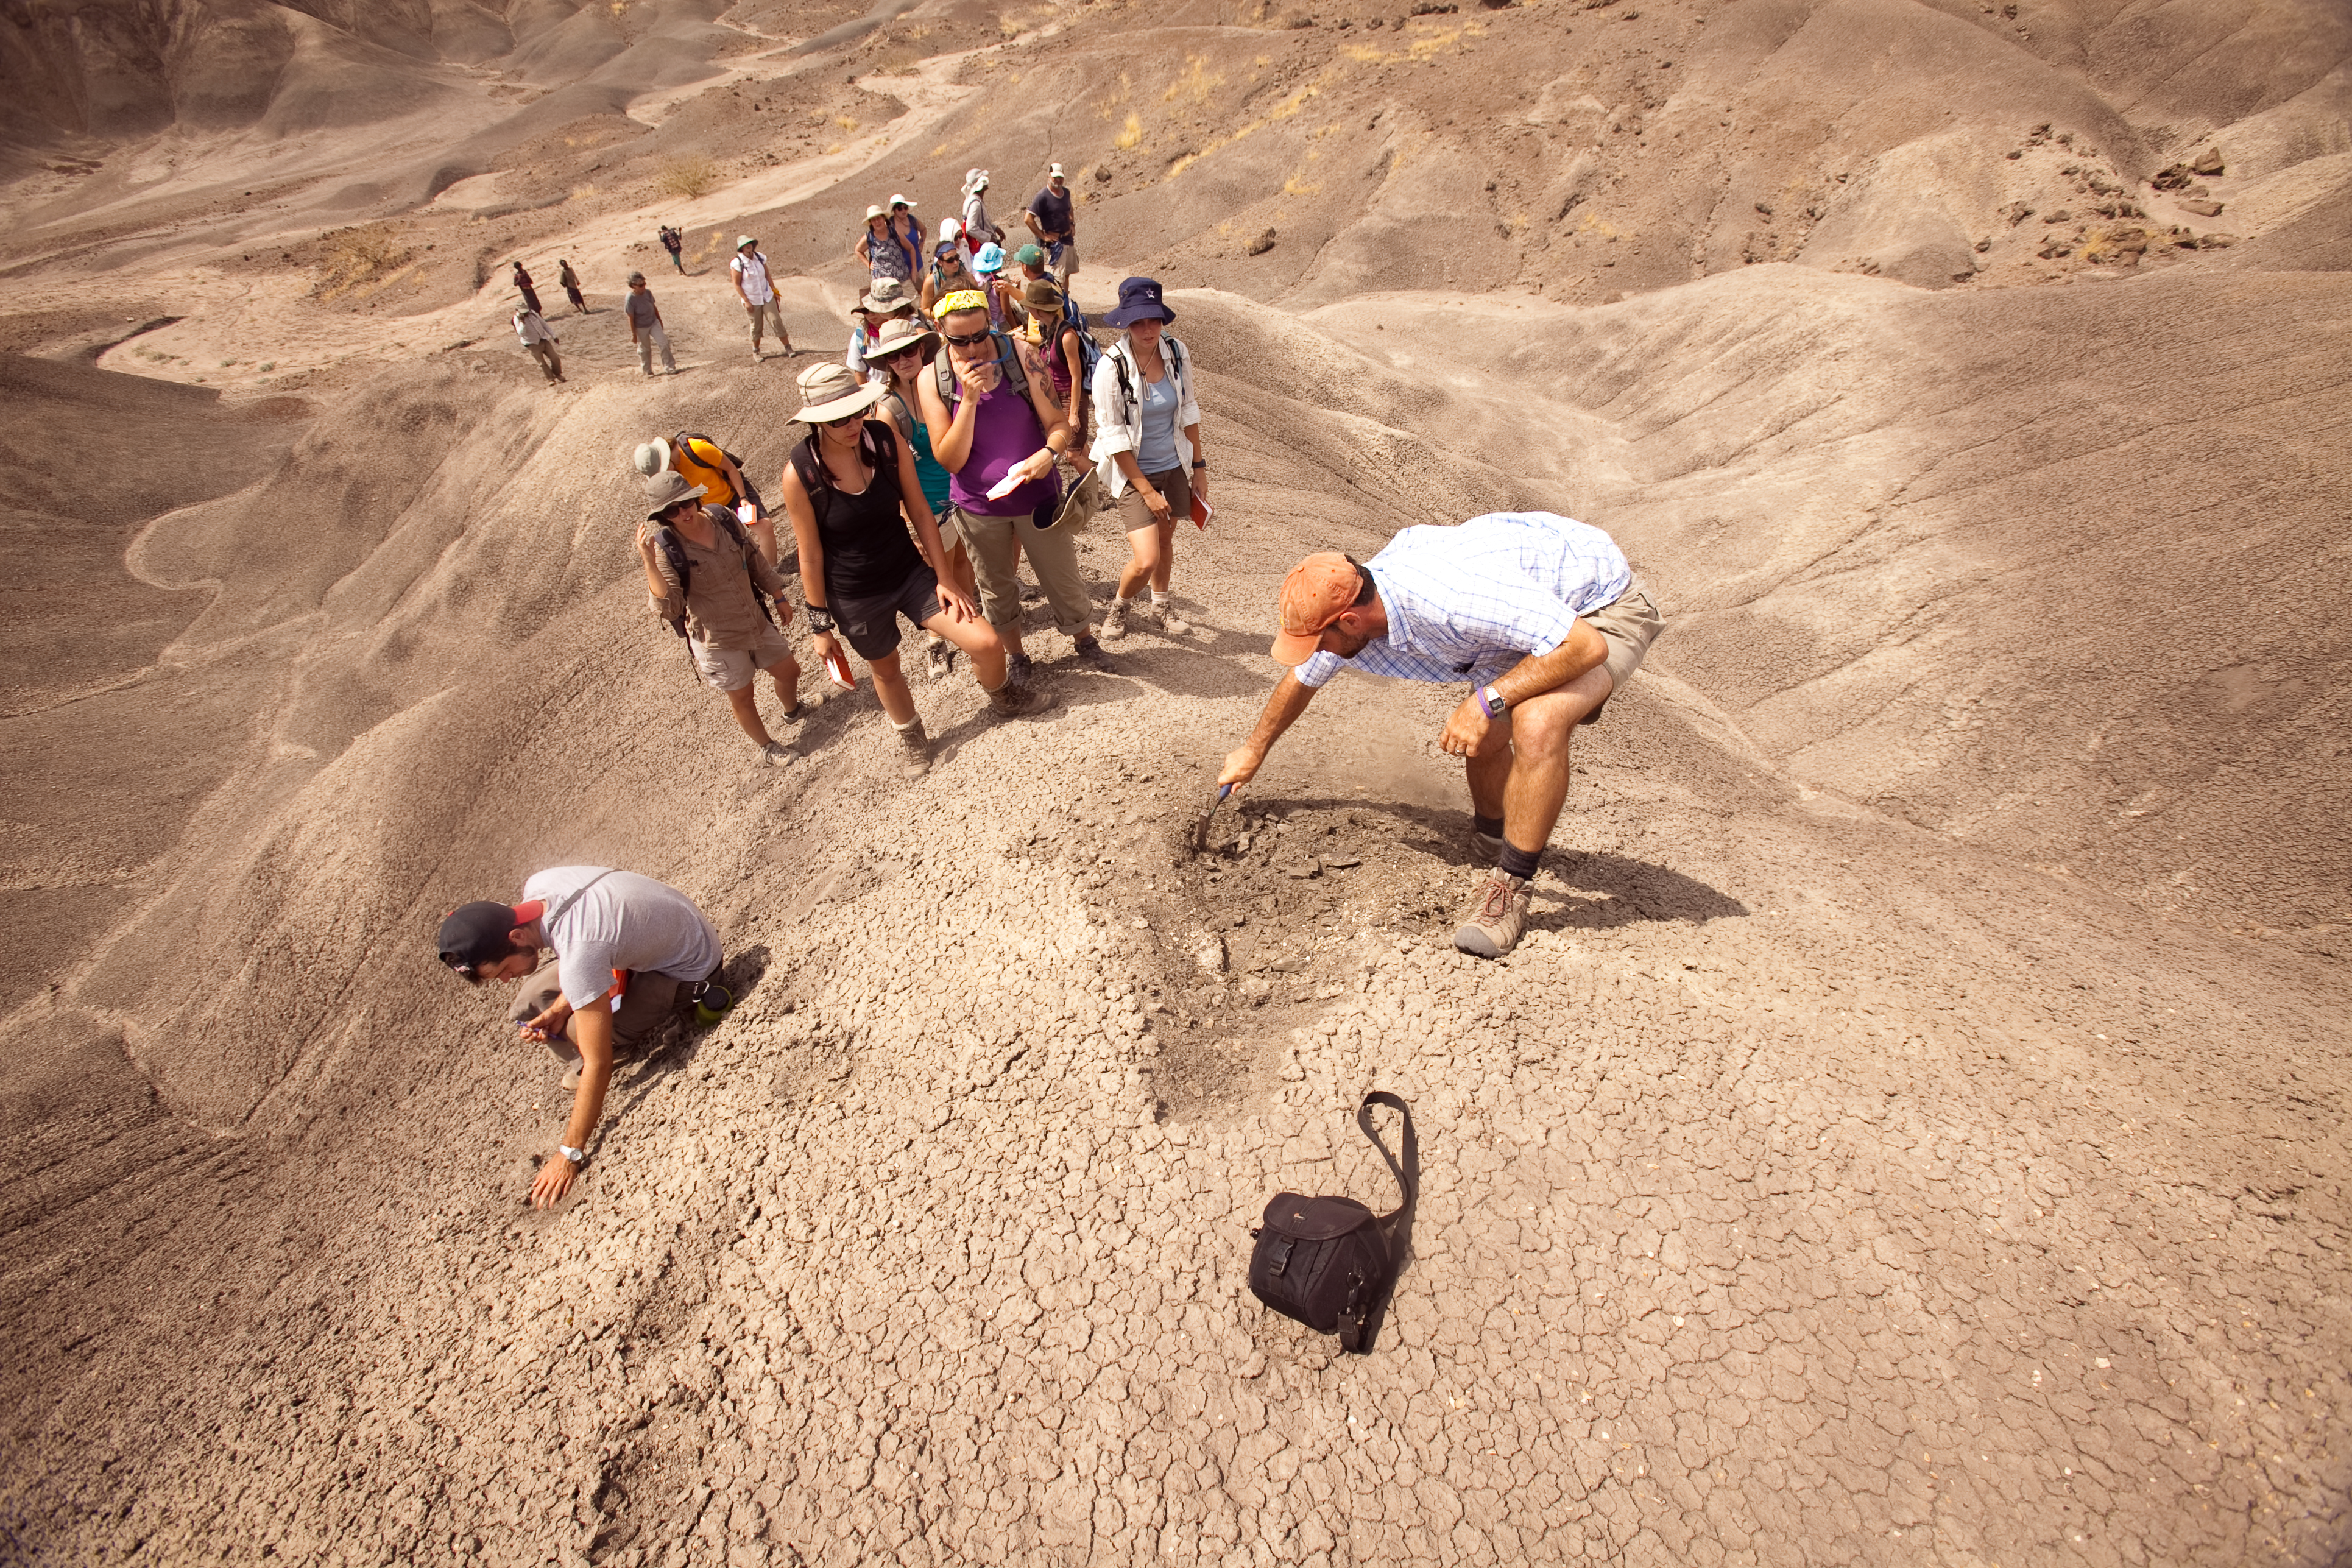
[
  {"x1": 794, "y1": 361, "x2": 889, "y2": 423},
  {"x1": 643, "y1": 470, "x2": 707, "y2": 519},
  {"x1": 864, "y1": 203, "x2": 888, "y2": 221},
  {"x1": 736, "y1": 235, "x2": 757, "y2": 250},
  {"x1": 860, "y1": 277, "x2": 913, "y2": 314},
  {"x1": 861, "y1": 315, "x2": 939, "y2": 366},
  {"x1": 632, "y1": 439, "x2": 673, "y2": 479}
]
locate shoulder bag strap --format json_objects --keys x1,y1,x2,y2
[{"x1": 1357, "y1": 1091, "x2": 1417, "y2": 1223}]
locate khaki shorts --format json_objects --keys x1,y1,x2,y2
[
  {"x1": 1578, "y1": 582, "x2": 1665, "y2": 720},
  {"x1": 1117, "y1": 466, "x2": 1190, "y2": 534},
  {"x1": 690, "y1": 620, "x2": 795, "y2": 693}
]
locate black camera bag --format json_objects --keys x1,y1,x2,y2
[{"x1": 1247, "y1": 1092, "x2": 1415, "y2": 1352}]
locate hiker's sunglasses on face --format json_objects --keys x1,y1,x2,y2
[
  {"x1": 816, "y1": 411, "x2": 861, "y2": 428},
  {"x1": 942, "y1": 328, "x2": 994, "y2": 347}
]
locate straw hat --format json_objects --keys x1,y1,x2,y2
[
  {"x1": 864, "y1": 203, "x2": 888, "y2": 222},
  {"x1": 794, "y1": 361, "x2": 889, "y2": 423}
]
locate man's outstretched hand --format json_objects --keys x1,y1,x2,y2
[{"x1": 1217, "y1": 744, "x2": 1265, "y2": 791}]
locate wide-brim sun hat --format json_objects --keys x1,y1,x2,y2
[
  {"x1": 795, "y1": 360, "x2": 890, "y2": 423},
  {"x1": 644, "y1": 470, "x2": 707, "y2": 518},
  {"x1": 632, "y1": 439, "x2": 673, "y2": 479},
  {"x1": 862, "y1": 316, "x2": 940, "y2": 365},
  {"x1": 861, "y1": 277, "x2": 912, "y2": 313},
  {"x1": 1102, "y1": 275, "x2": 1176, "y2": 327},
  {"x1": 888, "y1": 192, "x2": 918, "y2": 208},
  {"x1": 973, "y1": 242, "x2": 1006, "y2": 274},
  {"x1": 736, "y1": 235, "x2": 757, "y2": 250},
  {"x1": 864, "y1": 203, "x2": 888, "y2": 221},
  {"x1": 1023, "y1": 277, "x2": 1064, "y2": 311},
  {"x1": 963, "y1": 167, "x2": 989, "y2": 194}
]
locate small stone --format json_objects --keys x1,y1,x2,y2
[
  {"x1": 1194, "y1": 934, "x2": 1228, "y2": 974},
  {"x1": 2191, "y1": 146, "x2": 2225, "y2": 176},
  {"x1": 2044, "y1": 209, "x2": 2072, "y2": 223},
  {"x1": 2180, "y1": 197, "x2": 2222, "y2": 216},
  {"x1": 1246, "y1": 230, "x2": 1277, "y2": 256},
  {"x1": 1242, "y1": 978, "x2": 1274, "y2": 1006}
]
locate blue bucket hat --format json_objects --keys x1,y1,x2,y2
[
  {"x1": 973, "y1": 242, "x2": 1007, "y2": 275},
  {"x1": 1102, "y1": 276, "x2": 1175, "y2": 327}
]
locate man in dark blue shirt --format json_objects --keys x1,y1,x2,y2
[{"x1": 1024, "y1": 163, "x2": 1078, "y2": 285}]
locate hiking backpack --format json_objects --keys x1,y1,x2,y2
[
  {"x1": 931, "y1": 331, "x2": 1033, "y2": 405},
  {"x1": 672, "y1": 430, "x2": 763, "y2": 510},
  {"x1": 651, "y1": 507, "x2": 775, "y2": 640},
  {"x1": 788, "y1": 417, "x2": 903, "y2": 510},
  {"x1": 1247, "y1": 1092, "x2": 1416, "y2": 1354},
  {"x1": 1106, "y1": 334, "x2": 1187, "y2": 418}
]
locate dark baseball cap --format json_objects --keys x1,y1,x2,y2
[{"x1": 437, "y1": 900, "x2": 523, "y2": 978}]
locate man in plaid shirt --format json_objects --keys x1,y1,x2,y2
[{"x1": 1220, "y1": 512, "x2": 1665, "y2": 958}]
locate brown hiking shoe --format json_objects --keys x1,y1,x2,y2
[
  {"x1": 1453, "y1": 871, "x2": 1531, "y2": 959},
  {"x1": 897, "y1": 719, "x2": 932, "y2": 777},
  {"x1": 987, "y1": 677, "x2": 1057, "y2": 718}
]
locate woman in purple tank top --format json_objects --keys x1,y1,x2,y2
[{"x1": 918, "y1": 291, "x2": 1111, "y2": 679}]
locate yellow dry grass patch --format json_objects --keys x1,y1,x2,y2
[
  {"x1": 311, "y1": 224, "x2": 414, "y2": 300},
  {"x1": 1163, "y1": 55, "x2": 1224, "y2": 105},
  {"x1": 1115, "y1": 113, "x2": 1144, "y2": 150},
  {"x1": 659, "y1": 154, "x2": 719, "y2": 199}
]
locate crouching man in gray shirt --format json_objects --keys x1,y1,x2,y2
[{"x1": 437, "y1": 866, "x2": 722, "y2": 1207}]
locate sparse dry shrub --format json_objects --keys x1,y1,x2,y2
[
  {"x1": 660, "y1": 154, "x2": 720, "y2": 199},
  {"x1": 313, "y1": 224, "x2": 414, "y2": 297}
]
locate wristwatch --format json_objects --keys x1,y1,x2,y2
[
  {"x1": 1476, "y1": 683, "x2": 1509, "y2": 718},
  {"x1": 559, "y1": 1145, "x2": 586, "y2": 1166},
  {"x1": 1192, "y1": 459, "x2": 1207, "y2": 469}
]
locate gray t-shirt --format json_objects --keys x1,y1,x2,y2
[
  {"x1": 625, "y1": 290, "x2": 659, "y2": 327},
  {"x1": 523, "y1": 866, "x2": 719, "y2": 1009}
]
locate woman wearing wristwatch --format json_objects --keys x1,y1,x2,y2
[
  {"x1": 779, "y1": 362, "x2": 1051, "y2": 778},
  {"x1": 1089, "y1": 276, "x2": 1207, "y2": 640}
]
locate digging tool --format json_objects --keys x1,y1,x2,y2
[{"x1": 1190, "y1": 783, "x2": 1234, "y2": 852}]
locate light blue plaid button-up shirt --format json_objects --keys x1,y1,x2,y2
[{"x1": 1293, "y1": 512, "x2": 1631, "y2": 690}]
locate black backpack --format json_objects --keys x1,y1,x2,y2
[
  {"x1": 1248, "y1": 1092, "x2": 1416, "y2": 1353},
  {"x1": 652, "y1": 507, "x2": 774, "y2": 638}
]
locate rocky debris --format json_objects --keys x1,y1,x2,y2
[
  {"x1": 2001, "y1": 202, "x2": 2035, "y2": 225},
  {"x1": 2038, "y1": 237, "x2": 2073, "y2": 259},
  {"x1": 1192, "y1": 933, "x2": 1227, "y2": 974},
  {"x1": 1246, "y1": 228, "x2": 1277, "y2": 256},
  {"x1": 2153, "y1": 149, "x2": 2224, "y2": 192},
  {"x1": 2181, "y1": 197, "x2": 2224, "y2": 217},
  {"x1": 2044, "y1": 208, "x2": 2072, "y2": 223}
]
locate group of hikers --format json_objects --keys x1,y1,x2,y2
[
  {"x1": 504, "y1": 163, "x2": 1085, "y2": 386},
  {"x1": 451, "y1": 166, "x2": 1668, "y2": 1209}
]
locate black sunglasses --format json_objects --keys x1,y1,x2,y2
[{"x1": 942, "y1": 328, "x2": 993, "y2": 346}]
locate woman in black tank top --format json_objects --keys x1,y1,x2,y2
[{"x1": 780, "y1": 362, "x2": 1043, "y2": 760}]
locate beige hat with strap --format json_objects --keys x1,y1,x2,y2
[{"x1": 794, "y1": 361, "x2": 889, "y2": 424}]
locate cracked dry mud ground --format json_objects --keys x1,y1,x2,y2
[{"x1": 4, "y1": 487, "x2": 2346, "y2": 1567}]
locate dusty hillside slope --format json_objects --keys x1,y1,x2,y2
[{"x1": 1, "y1": 0, "x2": 2348, "y2": 1564}]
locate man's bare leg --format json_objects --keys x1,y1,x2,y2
[{"x1": 1462, "y1": 663, "x2": 1614, "y2": 852}]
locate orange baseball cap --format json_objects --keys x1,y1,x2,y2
[{"x1": 1270, "y1": 552, "x2": 1365, "y2": 665}]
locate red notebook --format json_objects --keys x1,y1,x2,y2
[
  {"x1": 824, "y1": 645, "x2": 857, "y2": 690},
  {"x1": 1190, "y1": 492, "x2": 1213, "y2": 531}
]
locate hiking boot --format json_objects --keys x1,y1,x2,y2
[
  {"x1": 897, "y1": 719, "x2": 932, "y2": 777},
  {"x1": 1006, "y1": 651, "x2": 1036, "y2": 688},
  {"x1": 1100, "y1": 596, "x2": 1131, "y2": 640},
  {"x1": 1153, "y1": 601, "x2": 1192, "y2": 637},
  {"x1": 987, "y1": 678, "x2": 1058, "y2": 718},
  {"x1": 1073, "y1": 636, "x2": 1115, "y2": 673},
  {"x1": 926, "y1": 640, "x2": 954, "y2": 681},
  {"x1": 1470, "y1": 824, "x2": 1505, "y2": 862},
  {"x1": 758, "y1": 739, "x2": 796, "y2": 767},
  {"x1": 1453, "y1": 871, "x2": 1532, "y2": 959}
]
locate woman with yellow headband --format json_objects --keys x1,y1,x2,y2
[{"x1": 917, "y1": 289, "x2": 1110, "y2": 682}]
